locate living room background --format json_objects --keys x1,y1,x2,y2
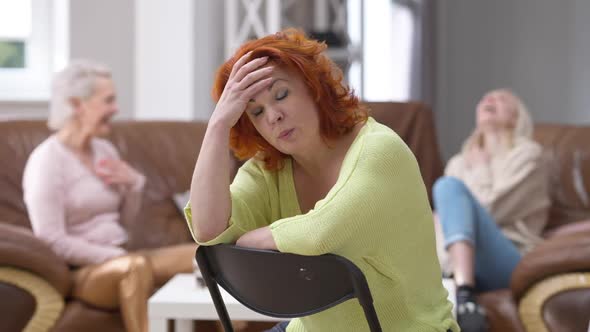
[{"x1": 0, "y1": 0, "x2": 589, "y2": 160}]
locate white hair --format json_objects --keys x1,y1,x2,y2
[{"x1": 48, "y1": 60, "x2": 112, "y2": 130}]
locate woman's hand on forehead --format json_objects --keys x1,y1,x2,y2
[{"x1": 208, "y1": 53, "x2": 277, "y2": 130}]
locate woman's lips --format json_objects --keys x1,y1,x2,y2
[{"x1": 278, "y1": 128, "x2": 294, "y2": 139}]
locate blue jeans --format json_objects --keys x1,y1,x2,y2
[{"x1": 433, "y1": 176, "x2": 521, "y2": 291}]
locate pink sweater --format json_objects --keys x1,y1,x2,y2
[{"x1": 23, "y1": 135, "x2": 145, "y2": 266}]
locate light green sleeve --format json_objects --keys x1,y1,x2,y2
[
  {"x1": 270, "y1": 133, "x2": 428, "y2": 256},
  {"x1": 184, "y1": 159, "x2": 273, "y2": 246}
]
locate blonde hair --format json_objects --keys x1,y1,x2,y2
[
  {"x1": 462, "y1": 88, "x2": 533, "y2": 155},
  {"x1": 48, "y1": 60, "x2": 112, "y2": 130}
]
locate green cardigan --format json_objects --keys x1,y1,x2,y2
[{"x1": 185, "y1": 117, "x2": 458, "y2": 332}]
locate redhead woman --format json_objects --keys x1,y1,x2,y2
[{"x1": 185, "y1": 29, "x2": 459, "y2": 332}]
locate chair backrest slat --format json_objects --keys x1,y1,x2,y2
[{"x1": 195, "y1": 244, "x2": 382, "y2": 332}]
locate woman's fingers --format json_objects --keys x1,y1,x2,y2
[
  {"x1": 95, "y1": 159, "x2": 137, "y2": 186},
  {"x1": 235, "y1": 66, "x2": 273, "y2": 91},
  {"x1": 228, "y1": 51, "x2": 253, "y2": 80},
  {"x1": 211, "y1": 54, "x2": 273, "y2": 128},
  {"x1": 233, "y1": 56, "x2": 269, "y2": 83},
  {"x1": 242, "y1": 77, "x2": 273, "y2": 101},
  {"x1": 98, "y1": 173, "x2": 128, "y2": 185}
]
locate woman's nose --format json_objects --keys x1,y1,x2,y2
[{"x1": 268, "y1": 108, "x2": 283, "y2": 124}]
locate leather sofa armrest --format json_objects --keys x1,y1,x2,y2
[
  {"x1": 511, "y1": 229, "x2": 590, "y2": 300},
  {"x1": 0, "y1": 223, "x2": 71, "y2": 296}
]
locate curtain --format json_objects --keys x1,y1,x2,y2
[{"x1": 394, "y1": 0, "x2": 437, "y2": 107}]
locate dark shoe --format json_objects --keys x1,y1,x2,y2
[{"x1": 456, "y1": 285, "x2": 488, "y2": 332}]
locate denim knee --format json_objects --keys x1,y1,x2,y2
[
  {"x1": 433, "y1": 176, "x2": 468, "y2": 203},
  {"x1": 433, "y1": 176, "x2": 477, "y2": 246}
]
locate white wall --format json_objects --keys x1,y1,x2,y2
[
  {"x1": 0, "y1": 0, "x2": 135, "y2": 121},
  {"x1": 70, "y1": 0, "x2": 135, "y2": 120},
  {"x1": 134, "y1": 1, "x2": 224, "y2": 121},
  {"x1": 0, "y1": 1, "x2": 225, "y2": 122},
  {"x1": 436, "y1": 0, "x2": 590, "y2": 159},
  {"x1": 135, "y1": 0, "x2": 194, "y2": 120},
  {"x1": 193, "y1": 1, "x2": 225, "y2": 121},
  {"x1": 0, "y1": 101, "x2": 47, "y2": 119}
]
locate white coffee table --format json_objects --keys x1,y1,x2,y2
[
  {"x1": 148, "y1": 273, "x2": 279, "y2": 332},
  {"x1": 442, "y1": 278, "x2": 457, "y2": 317}
]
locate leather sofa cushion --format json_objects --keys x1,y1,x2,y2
[
  {"x1": 478, "y1": 289, "x2": 525, "y2": 332},
  {"x1": 543, "y1": 288, "x2": 590, "y2": 332},
  {"x1": 534, "y1": 124, "x2": 590, "y2": 229},
  {"x1": 0, "y1": 282, "x2": 35, "y2": 332},
  {"x1": 53, "y1": 301, "x2": 125, "y2": 332}
]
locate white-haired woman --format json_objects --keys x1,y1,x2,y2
[
  {"x1": 22, "y1": 60, "x2": 197, "y2": 332},
  {"x1": 433, "y1": 89, "x2": 550, "y2": 332}
]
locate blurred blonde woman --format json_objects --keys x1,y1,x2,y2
[
  {"x1": 23, "y1": 60, "x2": 197, "y2": 332},
  {"x1": 433, "y1": 89, "x2": 550, "y2": 332}
]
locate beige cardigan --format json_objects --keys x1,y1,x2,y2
[{"x1": 444, "y1": 138, "x2": 551, "y2": 253}]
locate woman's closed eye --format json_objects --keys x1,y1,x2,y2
[
  {"x1": 250, "y1": 89, "x2": 287, "y2": 117},
  {"x1": 276, "y1": 89, "x2": 288, "y2": 100},
  {"x1": 251, "y1": 107, "x2": 264, "y2": 117}
]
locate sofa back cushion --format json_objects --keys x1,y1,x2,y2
[
  {"x1": 0, "y1": 121, "x2": 51, "y2": 230},
  {"x1": 107, "y1": 121, "x2": 208, "y2": 249},
  {"x1": 534, "y1": 124, "x2": 590, "y2": 229}
]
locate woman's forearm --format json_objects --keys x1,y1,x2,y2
[
  {"x1": 189, "y1": 121, "x2": 233, "y2": 242},
  {"x1": 189, "y1": 53, "x2": 274, "y2": 242},
  {"x1": 236, "y1": 226, "x2": 277, "y2": 250}
]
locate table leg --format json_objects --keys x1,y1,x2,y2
[
  {"x1": 176, "y1": 319, "x2": 193, "y2": 332},
  {"x1": 149, "y1": 318, "x2": 168, "y2": 332}
]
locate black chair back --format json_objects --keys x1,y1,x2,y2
[{"x1": 195, "y1": 244, "x2": 382, "y2": 332}]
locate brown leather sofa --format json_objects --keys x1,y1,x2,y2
[
  {"x1": 479, "y1": 123, "x2": 590, "y2": 332},
  {"x1": 0, "y1": 120, "x2": 210, "y2": 332},
  {"x1": 1, "y1": 102, "x2": 588, "y2": 332}
]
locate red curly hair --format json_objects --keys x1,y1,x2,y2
[{"x1": 212, "y1": 28, "x2": 368, "y2": 171}]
